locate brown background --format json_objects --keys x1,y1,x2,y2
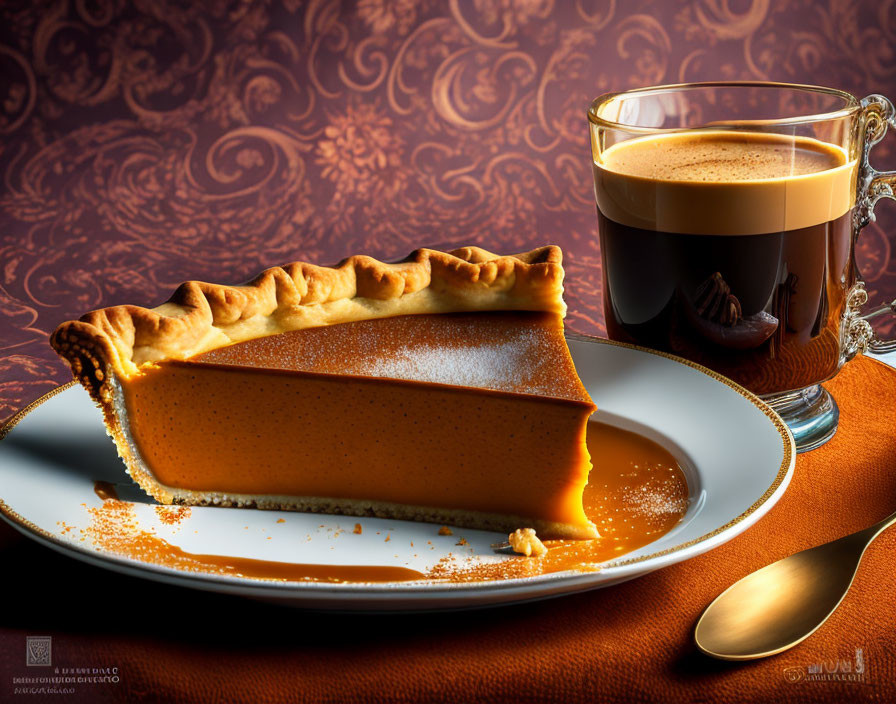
[{"x1": 2, "y1": 0, "x2": 896, "y2": 421}]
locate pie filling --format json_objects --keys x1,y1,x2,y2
[
  {"x1": 51, "y1": 246, "x2": 601, "y2": 541},
  {"x1": 116, "y1": 312, "x2": 598, "y2": 539}
]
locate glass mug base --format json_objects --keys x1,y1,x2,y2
[{"x1": 760, "y1": 384, "x2": 839, "y2": 453}]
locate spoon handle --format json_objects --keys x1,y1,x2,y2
[{"x1": 861, "y1": 508, "x2": 896, "y2": 543}]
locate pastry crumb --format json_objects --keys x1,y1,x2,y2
[
  {"x1": 353, "y1": 523, "x2": 362, "y2": 534},
  {"x1": 276, "y1": 518, "x2": 286, "y2": 523},
  {"x1": 508, "y1": 528, "x2": 547, "y2": 557},
  {"x1": 438, "y1": 526, "x2": 453, "y2": 536},
  {"x1": 385, "y1": 534, "x2": 391, "y2": 542},
  {"x1": 456, "y1": 538, "x2": 468, "y2": 546}
]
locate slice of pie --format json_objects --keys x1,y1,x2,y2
[{"x1": 50, "y1": 246, "x2": 598, "y2": 539}]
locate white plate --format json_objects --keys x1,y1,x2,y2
[{"x1": 0, "y1": 336, "x2": 794, "y2": 610}]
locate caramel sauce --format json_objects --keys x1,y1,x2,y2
[
  {"x1": 73, "y1": 422, "x2": 686, "y2": 585},
  {"x1": 584, "y1": 421, "x2": 689, "y2": 558},
  {"x1": 428, "y1": 421, "x2": 689, "y2": 582},
  {"x1": 81, "y1": 500, "x2": 425, "y2": 583},
  {"x1": 149, "y1": 545, "x2": 425, "y2": 583},
  {"x1": 93, "y1": 481, "x2": 119, "y2": 501}
]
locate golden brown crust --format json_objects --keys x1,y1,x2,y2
[
  {"x1": 50, "y1": 246, "x2": 566, "y2": 409},
  {"x1": 164, "y1": 488, "x2": 594, "y2": 540}
]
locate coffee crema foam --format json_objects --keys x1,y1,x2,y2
[{"x1": 594, "y1": 131, "x2": 857, "y2": 235}]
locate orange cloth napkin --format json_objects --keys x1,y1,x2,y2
[{"x1": 1, "y1": 356, "x2": 895, "y2": 703}]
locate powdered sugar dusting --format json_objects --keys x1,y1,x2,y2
[
  {"x1": 197, "y1": 312, "x2": 588, "y2": 400},
  {"x1": 621, "y1": 485, "x2": 690, "y2": 518},
  {"x1": 357, "y1": 329, "x2": 556, "y2": 395}
]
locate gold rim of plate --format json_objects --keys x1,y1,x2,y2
[{"x1": 0, "y1": 335, "x2": 795, "y2": 589}]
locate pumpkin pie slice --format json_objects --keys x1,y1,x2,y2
[{"x1": 50, "y1": 246, "x2": 598, "y2": 539}]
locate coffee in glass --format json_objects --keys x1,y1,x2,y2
[{"x1": 589, "y1": 83, "x2": 896, "y2": 451}]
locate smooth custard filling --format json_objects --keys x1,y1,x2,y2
[{"x1": 116, "y1": 312, "x2": 597, "y2": 538}]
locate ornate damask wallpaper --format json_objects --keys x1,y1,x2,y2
[{"x1": 2, "y1": 0, "x2": 896, "y2": 421}]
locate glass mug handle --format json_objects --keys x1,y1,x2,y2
[{"x1": 842, "y1": 94, "x2": 896, "y2": 358}]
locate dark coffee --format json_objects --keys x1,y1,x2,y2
[{"x1": 593, "y1": 131, "x2": 857, "y2": 395}]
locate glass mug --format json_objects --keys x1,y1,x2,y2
[{"x1": 588, "y1": 82, "x2": 896, "y2": 452}]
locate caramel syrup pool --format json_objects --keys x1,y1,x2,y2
[
  {"x1": 428, "y1": 420, "x2": 690, "y2": 582},
  {"x1": 583, "y1": 420, "x2": 689, "y2": 560},
  {"x1": 76, "y1": 421, "x2": 688, "y2": 584}
]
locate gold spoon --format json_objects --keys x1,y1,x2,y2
[{"x1": 694, "y1": 509, "x2": 896, "y2": 660}]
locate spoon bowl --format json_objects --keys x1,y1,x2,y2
[{"x1": 695, "y1": 511, "x2": 896, "y2": 660}]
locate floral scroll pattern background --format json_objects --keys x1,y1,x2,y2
[{"x1": 2, "y1": 0, "x2": 896, "y2": 421}]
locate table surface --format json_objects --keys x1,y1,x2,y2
[{"x1": 1, "y1": 353, "x2": 895, "y2": 704}]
